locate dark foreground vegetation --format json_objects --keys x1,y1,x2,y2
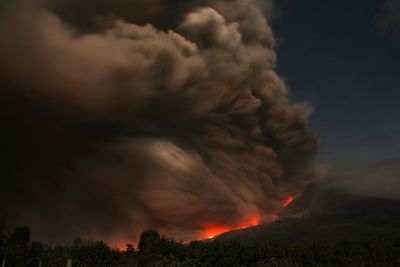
[{"x1": 1, "y1": 227, "x2": 400, "y2": 267}]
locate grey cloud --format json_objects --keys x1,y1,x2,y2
[
  {"x1": 321, "y1": 157, "x2": 400, "y2": 200},
  {"x1": 374, "y1": 0, "x2": 400, "y2": 37}
]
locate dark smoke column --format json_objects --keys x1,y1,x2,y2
[{"x1": 0, "y1": 0, "x2": 320, "y2": 245}]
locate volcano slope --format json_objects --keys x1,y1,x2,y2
[{"x1": 216, "y1": 184, "x2": 400, "y2": 243}]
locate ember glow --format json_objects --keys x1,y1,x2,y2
[
  {"x1": 201, "y1": 215, "x2": 261, "y2": 239},
  {"x1": 282, "y1": 197, "x2": 295, "y2": 208},
  {"x1": 200, "y1": 197, "x2": 296, "y2": 239}
]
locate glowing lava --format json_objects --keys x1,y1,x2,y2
[
  {"x1": 282, "y1": 196, "x2": 294, "y2": 208},
  {"x1": 201, "y1": 215, "x2": 260, "y2": 239},
  {"x1": 117, "y1": 198, "x2": 296, "y2": 244},
  {"x1": 200, "y1": 197, "x2": 295, "y2": 240}
]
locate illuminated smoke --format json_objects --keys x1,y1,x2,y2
[
  {"x1": 0, "y1": 0, "x2": 320, "y2": 245},
  {"x1": 202, "y1": 214, "x2": 260, "y2": 240}
]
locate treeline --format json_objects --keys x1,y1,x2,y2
[{"x1": 1, "y1": 226, "x2": 400, "y2": 266}]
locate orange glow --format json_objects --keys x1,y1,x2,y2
[
  {"x1": 200, "y1": 215, "x2": 260, "y2": 239},
  {"x1": 204, "y1": 226, "x2": 232, "y2": 239},
  {"x1": 281, "y1": 196, "x2": 294, "y2": 208},
  {"x1": 114, "y1": 242, "x2": 137, "y2": 252}
]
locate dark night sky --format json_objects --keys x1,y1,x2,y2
[{"x1": 272, "y1": 0, "x2": 400, "y2": 161}]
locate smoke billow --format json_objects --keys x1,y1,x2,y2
[
  {"x1": 0, "y1": 0, "x2": 320, "y2": 244},
  {"x1": 375, "y1": 0, "x2": 400, "y2": 36}
]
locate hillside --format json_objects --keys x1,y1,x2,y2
[{"x1": 216, "y1": 185, "x2": 400, "y2": 243}]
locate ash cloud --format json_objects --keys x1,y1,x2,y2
[
  {"x1": 0, "y1": 0, "x2": 320, "y2": 244},
  {"x1": 375, "y1": 0, "x2": 400, "y2": 36},
  {"x1": 319, "y1": 157, "x2": 400, "y2": 200}
]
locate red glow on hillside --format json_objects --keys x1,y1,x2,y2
[
  {"x1": 201, "y1": 215, "x2": 260, "y2": 239},
  {"x1": 282, "y1": 196, "x2": 294, "y2": 208}
]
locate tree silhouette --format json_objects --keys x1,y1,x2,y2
[
  {"x1": 138, "y1": 230, "x2": 162, "y2": 255},
  {"x1": 0, "y1": 222, "x2": 4, "y2": 264},
  {"x1": 4, "y1": 227, "x2": 31, "y2": 267},
  {"x1": 0, "y1": 227, "x2": 399, "y2": 266}
]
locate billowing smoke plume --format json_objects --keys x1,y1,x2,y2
[
  {"x1": 375, "y1": 0, "x2": 400, "y2": 36},
  {"x1": 0, "y1": 0, "x2": 320, "y2": 245}
]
